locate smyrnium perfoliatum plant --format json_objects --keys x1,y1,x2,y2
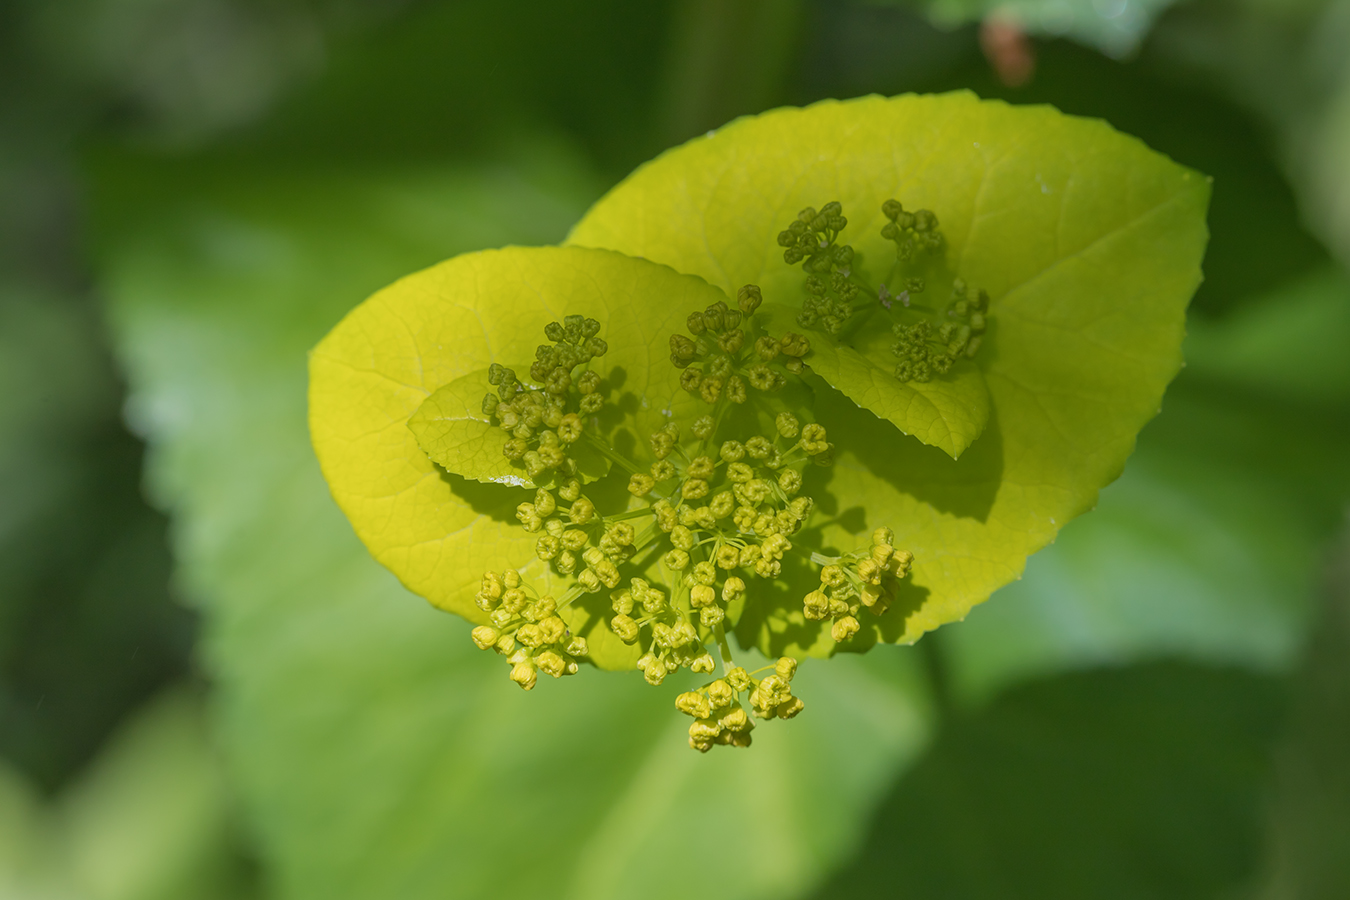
[{"x1": 308, "y1": 92, "x2": 1209, "y2": 752}]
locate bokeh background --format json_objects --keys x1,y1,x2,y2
[{"x1": 2, "y1": 1, "x2": 1349, "y2": 898}]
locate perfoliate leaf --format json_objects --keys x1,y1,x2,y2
[
  {"x1": 568, "y1": 92, "x2": 1210, "y2": 648},
  {"x1": 309, "y1": 245, "x2": 718, "y2": 632},
  {"x1": 407, "y1": 369, "x2": 610, "y2": 486}
]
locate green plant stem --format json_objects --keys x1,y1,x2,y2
[
  {"x1": 582, "y1": 431, "x2": 641, "y2": 475},
  {"x1": 713, "y1": 623, "x2": 736, "y2": 675}
]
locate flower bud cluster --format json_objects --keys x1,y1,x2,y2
[
  {"x1": 778, "y1": 201, "x2": 854, "y2": 274},
  {"x1": 471, "y1": 570, "x2": 589, "y2": 690},
  {"x1": 670, "y1": 289, "x2": 807, "y2": 401},
  {"x1": 456, "y1": 308, "x2": 919, "y2": 752},
  {"x1": 522, "y1": 479, "x2": 638, "y2": 598},
  {"x1": 891, "y1": 279, "x2": 988, "y2": 383},
  {"x1": 609, "y1": 577, "x2": 716, "y2": 686},
  {"x1": 802, "y1": 527, "x2": 914, "y2": 642},
  {"x1": 675, "y1": 657, "x2": 803, "y2": 752},
  {"x1": 778, "y1": 201, "x2": 868, "y2": 336},
  {"x1": 881, "y1": 198, "x2": 943, "y2": 262},
  {"x1": 481, "y1": 317, "x2": 610, "y2": 483}
]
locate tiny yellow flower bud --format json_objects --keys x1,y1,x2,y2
[
  {"x1": 471, "y1": 626, "x2": 500, "y2": 650},
  {"x1": 690, "y1": 584, "x2": 716, "y2": 608},
  {"x1": 536, "y1": 650, "x2": 567, "y2": 678},
  {"x1": 720, "y1": 706, "x2": 752, "y2": 732},
  {"x1": 596, "y1": 560, "x2": 621, "y2": 588},
  {"x1": 561, "y1": 529, "x2": 588, "y2": 551},
  {"x1": 664, "y1": 548, "x2": 690, "y2": 570},
  {"x1": 510, "y1": 662, "x2": 538, "y2": 691},
  {"x1": 779, "y1": 332, "x2": 810, "y2": 358},
  {"x1": 689, "y1": 718, "x2": 722, "y2": 742},
  {"x1": 578, "y1": 569, "x2": 601, "y2": 592},
  {"x1": 502, "y1": 588, "x2": 528, "y2": 613},
  {"x1": 820, "y1": 565, "x2": 846, "y2": 587},
  {"x1": 776, "y1": 696, "x2": 805, "y2": 719},
  {"x1": 699, "y1": 606, "x2": 725, "y2": 627},
  {"x1": 565, "y1": 635, "x2": 588, "y2": 657},
  {"x1": 569, "y1": 497, "x2": 596, "y2": 524},
  {"x1": 737, "y1": 284, "x2": 763, "y2": 314},
  {"x1": 559, "y1": 478, "x2": 581, "y2": 502},
  {"x1": 707, "y1": 680, "x2": 734, "y2": 709},
  {"x1": 692, "y1": 561, "x2": 717, "y2": 585},
  {"x1": 611, "y1": 614, "x2": 639, "y2": 643},
  {"x1": 628, "y1": 473, "x2": 656, "y2": 496},
  {"x1": 676, "y1": 691, "x2": 712, "y2": 719},
  {"x1": 708, "y1": 544, "x2": 735, "y2": 570},
  {"x1": 670, "y1": 525, "x2": 694, "y2": 551},
  {"x1": 856, "y1": 557, "x2": 881, "y2": 585},
  {"x1": 682, "y1": 478, "x2": 710, "y2": 500},
  {"x1": 539, "y1": 616, "x2": 566, "y2": 644},
  {"x1": 727, "y1": 667, "x2": 752, "y2": 692},
  {"x1": 803, "y1": 590, "x2": 830, "y2": 620},
  {"x1": 831, "y1": 615, "x2": 860, "y2": 642},
  {"x1": 860, "y1": 582, "x2": 884, "y2": 609},
  {"x1": 800, "y1": 423, "x2": 828, "y2": 455},
  {"x1": 691, "y1": 653, "x2": 715, "y2": 673}
]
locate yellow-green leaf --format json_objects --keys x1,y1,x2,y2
[
  {"x1": 568, "y1": 92, "x2": 1210, "y2": 648},
  {"x1": 309, "y1": 245, "x2": 722, "y2": 651}
]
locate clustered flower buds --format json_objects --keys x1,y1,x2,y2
[
  {"x1": 461, "y1": 306, "x2": 914, "y2": 751},
  {"x1": 471, "y1": 570, "x2": 589, "y2": 690},
  {"x1": 779, "y1": 199, "x2": 992, "y2": 384},
  {"x1": 675, "y1": 656, "x2": 803, "y2": 752},
  {"x1": 778, "y1": 201, "x2": 853, "y2": 274},
  {"x1": 802, "y1": 527, "x2": 913, "y2": 641},
  {"x1": 481, "y1": 315, "x2": 609, "y2": 483},
  {"x1": 891, "y1": 279, "x2": 988, "y2": 382},
  {"x1": 671, "y1": 289, "x2": 810, "y2": 399},
  {"x1": 778, "y1": 201, "x2": 864, "y2": 336},
  {"x1": 881, "y1": 198, "x2": 943, "y2": 262}
]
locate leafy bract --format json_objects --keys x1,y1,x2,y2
[
  {"x1": 755, "y1": 301, "x2": 990, "y2": 457},
  {"x1": 407, "y1": 369, "x2": 609, "y2": 486},
  {"x1": 310, "y1": 245, "x2": 717, "y2": 637},
  {"x1": 568, "y1": 91, "x2": 1210, "y2": 648},
  {"x1": 93, "y1": 151, "x2": 933, "y2": 900}
]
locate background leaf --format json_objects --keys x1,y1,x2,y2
[{"x1": 812, "y1": 661, "x2": 1284, "y2": 900}]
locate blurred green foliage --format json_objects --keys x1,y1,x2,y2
[{"x1": 2, "y1": 0, "x2": 1348, "y2": 897}]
